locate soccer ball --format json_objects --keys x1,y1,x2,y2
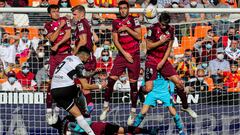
[{"x1": 144, "y1": 4, "x2": 157, "y2": 19}]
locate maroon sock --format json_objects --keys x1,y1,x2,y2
[
  {"x1": 130, "y1": 82, "x2": 138, "y2": 108},
  {"x1": 104, "y1": 77, "x2": 116, "y2": 102},
  {"x1": 46, "y1": 84, "x2": 52, "y2": 109},
  {"x1": 176, "y1": 88, "x2": 188, "y2": 109},
  {"x1": 84, "y1": 93, "x2": 93, "y2": 104}
]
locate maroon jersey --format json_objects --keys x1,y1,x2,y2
[
  {"x1": 74, "y1": 18, "x2": 93, "y2": 52},
  {"x1": 112, "y1": 15, "x2": 141, "y2": 55},
  {"x1": 146, "y1": 23, "x2": 174, "y2": 65},
  {"x1": 44, "y1": 17, "x2": 71, "y2": 54}
]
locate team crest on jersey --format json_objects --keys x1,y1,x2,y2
[
  {"x1": 147, "y1": 30, "x2": 152, "y2": 37},
  {"x1": 54, "y1": 27, "x2": 57, "y2": 31},
  {"x1": 66, "y1": 20, "x2": 71, "y2": 27},
  {"x1": 134, "y1": 18, "x2": 140, "y2": 26},
  {"x1": 78, "y1": 23, "x2": 84, "y2": 31}
]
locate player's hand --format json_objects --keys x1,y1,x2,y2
[
  {"x1": 100, "y1": 81, "x2": 108, "y2": 89},
  {"x1": 124, "y1": 52, "x2": 133, "y2": 63},
  {"x1": 157, "y1": 61, "x2": 165, "y2": 70},
  {"x1": 118, "y1": 25, "x2": 128, "y2": 32},
  {"x1": 51, "y1": 45, "x2": 58, "y2": 52},
  {"x1": 59, "y1": 19, "x2": 66, "y2": 28},
  {"x1": 161, "y1": 35, "x2": 171, "y2": 44}
]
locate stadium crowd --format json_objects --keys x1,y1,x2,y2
[{"x1": 0, "y1": 0, "x2": 240, "y2": 94}]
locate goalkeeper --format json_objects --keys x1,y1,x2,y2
[{"x1": 133, "y1": 73, "x2": 186, "y2": 135}]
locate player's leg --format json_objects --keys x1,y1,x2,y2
[
  {"x1": 168, "y1": 106, "x2": 185, "y2": 135},
  {"x1": 122, "y1": 126, "x2": 159, "y2": 135},
  {"x1": 133, "y1": 104, "x2": 150, "y2": 127},
  {"x1": 100, "y1": 56, "x2": 126, "y2": 121}
]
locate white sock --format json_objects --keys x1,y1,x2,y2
[
  {"x1": 76, "y1": 115, "x2": 95, "y2": 135},
  {"x1": 103, "y1": 101, "x2": 109, "y2": 108},
  {"x1": 46, "y1": 108, "x2": 52, "y2": 114},
  {"x1": 131, "y1": 108, "x2": 136, "y2": 113},
  {"x1": 54, "y1": 106, "x2": 60, "y2": 116}
]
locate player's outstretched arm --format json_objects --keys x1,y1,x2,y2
[{"x1": 79, "y1": 78, "x2": 107, "y2": 90}]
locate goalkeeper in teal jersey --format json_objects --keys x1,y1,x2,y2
[{"x1": 134, "y1": 73, "x2": 186, "y2": 135}]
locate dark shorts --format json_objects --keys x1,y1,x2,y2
[
  {"x1": 51, "y1": 85, "x2": 79, "y2": 111},
  {"x1": 84, "y1": 53, "x2": 96, "y2": 71},
  {"x1": 91, "y1": 122, "x2": 119, "y2": 135},
  {"x1": 110, "y1": 53, "x2": 140, "y2": 80},
  {"x1": 145, "y1": 60, "x2": 177, "y2": 81},
  {"x1": 49, "y1": 53, "x2": 70, "y2": 79}
]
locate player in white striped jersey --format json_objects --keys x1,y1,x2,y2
[{"x1": 51, "y1": 46, "x2": 107, "y2": 135}]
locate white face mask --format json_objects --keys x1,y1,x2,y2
[
  {"x1": 217, "y1": 54, "x2": 224, "y2": 60},
  {"x1": 37, "y1": 52, "x2": 45, "y2": 58},
  {"x1": 190, "y1": 1, "x2": 197, "y2": 6},
  {"x1": 172, "y1": 3, "x2": 179, "y2": 8},
  {"x1": 44, "y1": 64, "x2": 49, "y2": 70}
]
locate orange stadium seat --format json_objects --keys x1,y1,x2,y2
[
  {"x1": 48, "y1": 0, "x2": 59, "y2": 5},
  {"x1": 102, "y1": 13, "x2": 117, "y2": 20},
  {"x1": 0, "y1": 79, "x2": 7, "y2": 84},
  {"x1": 194, "y1": 26, "x2": 212, "y2": 38},
  {"x1": 213, "y1": 36, "x2": 220, "y2": 43},
  {"x1": 205, "y1": 77, "x2": 214, "y2": 91},
  {"x1": 180, "y1": 36, "x2": 198, "y2": 50},
  {"x1": 28, "y1": 27, "x2": 39, "y2": 40},
  {"x1": 227, "y1": 88, "x2": 240, "y2": 92},
  {"x1": 70, "y1": 0, "x2": 87, "y2": 6},
  {"x1": 3, "y1": 27, "x2": 15, "y2": 35},
  {"x1": 29, "y1": 0, "x2": 41, "y2": 7},
  {"x1": 19, "y1": 57, "x2": 29, "y2": 65},
  {"x1": 173, "y1": 47, "x2": 185, "y2": 55}
]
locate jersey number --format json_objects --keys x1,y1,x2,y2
[{"x1": 55, "y1": 61, "x2": 66, "y2": 74}]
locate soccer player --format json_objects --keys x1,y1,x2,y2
[
  {"x1": 72, "y1": 5, "x2": 97, "y2": 105},
  {"x1": 144, "y1": 12, "x2": 197, "y2": 118},
  {"x1": 133, "y1": 73, "x2": 186, "y2": 135},
  {"x1": 51, "y1": 46, "x2": 107, "y2": 135},
  {"x1": 44, "y1": 4, "x2": 72, "y2": 125},
  {"x1": 100, "y1": 0, "x2": 142, "y2": 125}
]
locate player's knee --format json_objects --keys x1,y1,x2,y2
[{"x1": 145, "y1": 85, "x2": 152, "y2": 93}]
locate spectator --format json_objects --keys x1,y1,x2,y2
[
  {"x1": 95, "y1": 69, "x2": 108, "y2": 86},
  {"x1": 193, "y1": 34, "x2": 217, "y2": 64},
  {"x1": 0, "y1": 32, "x2": 17, "y2": 66},
  {"x1": 0, "y1": 0, "x2": 14, "y2": 25},
  {"x1": 113, "y1": 71, "x2": 130, "y2": 92},
  {"x1": 16, "y1": 28, "x2": 32, "y2": 59},
  {"x1": 31, "y1": 28, "x2": 49, "y2": 52},
  {"x1": 58, "y1": 0, "x2": 71, "y2": 7},
  {"x1": 218, "y1": 61, "x2": 240, "y2": 89},
  {"x1": 36, "y1": 59, "x2": 49, "y2": 91},
  {"x1": 174, "y1": 49, "x2": 197, "y2": 81},
  {"x1": 39, "y1": 0, "x2": 49, "y2": 7},
  {"x1": 7, "y1": 0, "x2": 28, "y2": 7},
  {"x1": 196, "y1": 57, "x2": 210, "y2": 76},
  {"x1": 217, "y1": 27, "x2": 236, "y2": 48},
  {"x1": 16, "y1": 62, "x2": 37, "y2": 91},
  {"x1": 94, "y1": 40, "x2": 112, "y2": 59},
  {"x1": 164, "y1": 0, "x2": 185, "y2": 23},
  {"x1": 224, "y1": 36, "x2": 240, "y2": 61},
  {"x1": 185, "y1": 69, "x2": 209, "y2": 91},
  {"x1": 2, "y1": 70, "x2": 23, "y2": 91},
  {"x1": 209, "y1": 49, "x2": 230, "y2": 85},
  {"x1": 184, "y1": 0, "x2": 205, "y2": 22},
  {"x1": 27, "y1": 45, "x2": 45, "y2": 75},
  {"x1": 96, "y1": 49, "x2": 113, "y2": 74}
]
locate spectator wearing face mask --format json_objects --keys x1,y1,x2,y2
[
  {"x1": 94, "y1": 40, "x2": 112, "y2": 59},
  {"x1": 16, "y1": 62, "x2": 37, "y2": 91},
  {"x1": 58, "y1": 0, "x2": 71, "y2": 7},
  {"x1": 95, "y1": 69, "x2": 108, "y2": 87},
  {"x1": 218, "y1": 61, "x2": 240, "y2": 89},
  {"x1": 113, "y1": 71, "x2": 130, "y2": 92},
  {"x1": 96, "y1": 49, "x2": 113, "y2": 74},
  {"x1": 224, "y1": 36, "x2": 240, "y2": 61},
  {"x1": 185, "y1": 69, "x2": 209, "y2": 91},
  {"x1": 184, "y1": 0, "x2": 205, "y2": 22},
  {"x1": 27, "y1": 45, "x2": 46, "y2": 75},
  {"x1": 2, "y1": 70, "x2": 23, "y2": 91},
  {"x1": 16, "y1": 28, "x2": 32, "y2": 59},
  {"x1": 217, "y1": 27, "x2": 236, "y2": 48},
  {"x1": 36, "y1": 59, "x2": 50, "y2": 91},
  {"x1": 164, "y1": 0, "x2": 185, "y2": 23},
  {"x1": 0, "y1": 0, "x2": 14, "y2": 25},
  {"x1": 196, "y1": 58, "x2": 210, "y2": 76},
  {"x1": 209, "y1": 49, "x2": 230, "y2": 85}
]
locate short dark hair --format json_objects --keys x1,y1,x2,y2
[
  {"x1": 47, "y1": 4, "x2": 60, "y2": 13},
  {"x1": 78, "y1": 46, "x2": 90, "y2": 55},
  {"x1": 207, "y1": 29, "x2": 213, "y2": 33},
  {"x1": 118, "y1": 0, "x2": 129, "y2": 8},
  {"x1": 229, "y1": 36, "x2": 238, "y2": 41},
  {"x1": 159, "y1": 12, "x2": 171, "y2": 24},
  {"x1": 21, "y1": 28, "x2": 29, "y2": 33},
  {"x1": 71, "y1": 5, "x2": 85, "y2": 13},
  {"x1": 185, "y1": 49, "x2": 192, "y2": 52},
  {"x1": 230, "y1": 60, "x2": 238, "y2": 67}
]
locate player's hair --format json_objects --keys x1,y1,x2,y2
[
  {"x1": 118, "y1": 0, "x2": 129, "y2": 8},
  {"x1": 47, "y1": 4, "x2": 60, "y2": 13},
  {"x1": 0, "y1": 0, "x2": 6, "y2": 3},
  {"x1": 159, "y1": 12, "x2": 171, "y2": 24},
  {"x1": 78, "y1": 46, "x2": 91, "y2": 55},
  {"x1": 21, "y1": 28, "x2": 29, "y2": 33},
  {"x1": 71, "y1": 5, "x2": 86, "y2": 14}
]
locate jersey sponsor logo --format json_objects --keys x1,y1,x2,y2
[
  {"x1": 147, "y1": 29, "x2": 152, "y2": 37},
  {"x1": 66, "y1": 20, "x2": 71, "y2": 27},
  {"x1": 134, "y1": 18, "x2": 140, "y2": 26},
  {"x1": 78, "y1": 23, "x2": 84, "y2": 31}
]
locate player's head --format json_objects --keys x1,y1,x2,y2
[
  {"x1": 71, "y1": 5, "x2": 86, "y2": 21},
  {"x1": 159, "y1": 12, "x2": 171, "y2": 31},
  {"x1": 76, "y1": 46, "x2": 91, "y2": 63},
  {"x1": 118, "y1": 1, "x2": 129, "y2": 18},
  {"x1": 47, "y1": 4, "x2": 60, "y2": 20},
  {"x1": 0, "y1": 0, "x2": 6, "y2": 7}
]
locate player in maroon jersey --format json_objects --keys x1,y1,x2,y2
[
  {"x1": 71, "y1": 5, "x2": 97, "y2": 109},
  {"x1": 144, "y1": 12, "x2": 197, "y2": 118},
  {"x1": 100, "y1": 1, "x2": 142, "y2": 125},
  {"x1": 44, "y1": 4, "x2": 71, "y2": 125}
]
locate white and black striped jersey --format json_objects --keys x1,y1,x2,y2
[{"x1": 51, "y1": 55, "x2": 86, "y2": 89}]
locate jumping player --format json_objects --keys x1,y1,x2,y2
[
  {"x1": 100, "y1": 0, "x2": 142, "y2": 125},
  {"x1": 144, "y1": 12, "x2": 197, "y2": 118},
  {"x1": 44, "y1": 4, "x2": 72, "y2": 125},
  {"x1": 51, "y1": 46, "x2": 107, "y2": 135},
  {"x1": 133, "y1": 73, "x2": 186, "y2": 135}
]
